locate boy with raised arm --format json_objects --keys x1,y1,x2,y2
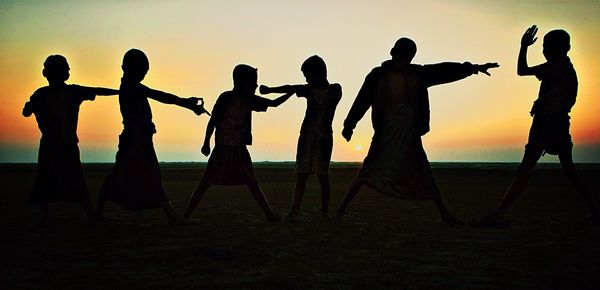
[
  {"x1": 184, "y1": 64, "x2": 293, "y2": 222},
  {"x1": 260, "y1": 55, "x2": 342, "y2": 222},
  {"x1": 473, "y1": 26, "x2": 598, "y2": 227},
  {"x1": 334, "y1": 38, "x2": 498, "y2": 224},
  {"x1": 96, "y1": 49, "x2": 207, "y2": 224},
  {"x1": 23, "y1": 55, "x2": 119, "y2": 225}
]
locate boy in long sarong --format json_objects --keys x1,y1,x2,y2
[
  {"x1": 184, "y1": 64, "x2": 293, "y2": 222},
  {"x1": 334, "y1": 38, "x2": 498, "y2": 224},
  {"x1": 96, "y1": 49, "x2": 207, "y2": 224},
  {"x1": 23, "y1": 55, "x2": 119, "y2": 225},
  {"x1": 473, "y1": 26, "x2": 598, "y2": 227},
  {"x1": 260, "y1": 55, "x2": 342, "y2": 222}
]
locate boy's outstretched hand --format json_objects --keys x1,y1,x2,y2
[
  {"x1": 521, "y1": 25, "x2": 538, "y2": 47},
  {"x1": 187, "y1": 97, "x2": 211, "y2": 116},
  {"x1": 476, "y1": 63, "x2": 500, "y2": 76},
  {"x1": 259, "y1": 85, "x2": 271, "y2": 95}
]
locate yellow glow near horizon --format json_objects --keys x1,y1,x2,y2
[{"x1": 1, "y1": 0, "x2": 599, "y2": 162}]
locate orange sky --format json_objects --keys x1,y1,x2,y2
[{"x1": 1, "y1": 0, "x2": 599, "y2": 162}]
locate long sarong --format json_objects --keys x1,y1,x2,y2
[
  {"x1": 99, "y1": 130, "x2": 168, "y2": 211},
  {"x1": 356, "y1": 104, "x2": 440, "y2": 199},
  {"x1": 29, "y1": 141, "x2": 89, "y2": 204}
]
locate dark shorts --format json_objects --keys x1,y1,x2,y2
[
  {"x1": 100, "y1": 131, "x2": 168, "y2": 211},
  {"x1": 201, "y1": 145, "x2": 258, "y2": 185},
  {"x1": 526, "y1": 113, "x2": 572, "y2": 155},
  {"x1": 295, "y1": 133, "x2": 333, "y2": 175},
  {"x1": 29, "y1": 141, "x2": 89, "y2": 205}
]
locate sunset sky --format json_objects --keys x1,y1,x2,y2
[{"x1": 1, "y1": 0, "x2": 599, "y2": 163}]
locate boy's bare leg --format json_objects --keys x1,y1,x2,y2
[
  {"x1": 184, "y1": 179, "x2": 211, "y2": 219},
  {"x1": 37, "y1": 202, "x2": 49, "y2": 226},
  {"x1": 559, "y1": 150, "x2": 599, "y2": 222},
  {"x1": 495, "y1": 146, "x2": 544, "y2": 216},
  {"x1": 318, "y1": 174, "x2": 331, "y2": 222},
  {"x1": 81, "y1": 192, "x2": 96, "y2": 225},
  {"x1": 246, "y1": 179, "x2": 280, "y2": 222},
  {"x1": 433, "y1": 198, "x2": 464, "y2": 224},
  {"x1": 472, "y1": 146, "x2": 544, "y2": 226},
  {"x1": 162, "y1": 201, "x2": 185, "y2": 224},
  {"x1": 333, "y1": 179, "x2": 365, "y2": 223},
  {"x1": 95, "y1": 190, "x2": 108, "y2": 222},
  {"x1": 286, "y1": 173, "x2": 309, "y2": 223}
]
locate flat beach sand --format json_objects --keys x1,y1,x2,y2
[{"x1": 1, "y1": 163, "x2": 599, "y2": 289}]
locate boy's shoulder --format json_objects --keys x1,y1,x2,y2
[
  {"x1": 535, "y1": 57, "x2": 576, "y2": 81},
  {"x1": 329, "y1": 83, "x2": 342, "y2": 98},
  {"x1": 30, "y1": 86, "x2": 52, "y2": 101}
]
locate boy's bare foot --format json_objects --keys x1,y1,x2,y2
[
  {"x1": 332, "y1": 213, "x2": 344, "y2": 224},
  {"x1": 469, "y1": 212, "x2": 511, "y2": 228},
  {"x1": 167, "y1": 213, "x2": 190, "y2": 225},
  {"x1": 582, "y1": 214, "x2": 600, "y2": 226},
  {"x1": 34, "y1": 217, "x2": 49, "y2": 227},
  {"x1": 441, "y1": 214, "x2": 465, "y2": 225},
  {"x1": 285, "y1": 213, "x2": 300, "y2": 223},
  {"x1": 321, "y1": 212, "x2": 331, "y2": 222},
  {"x1": 266, "y1": 214, "x2": 281, "y2": 223}
]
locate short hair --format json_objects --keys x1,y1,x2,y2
[
  {"x1": 43, "y1": 55, "x2": 69, "y2": 73},
  {"x1": 233, "y1": 64, "x2": 257, "y2": 86},
  {"x1": 390, "y1": 38, "x2": 417, "y2": 60},
  {"x1": 301, "y1": 55, "x2": 327, "y2": 77},
  {"x1": 122, "y1": 49, "x2": 149, "y2": 72},
  {"x1": 544, "y1": 29, "x2": 571, "y2": 55}
]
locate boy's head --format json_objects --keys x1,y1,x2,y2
[
  {"x1": 122, "y1": 49, "x2": 149, "y2": 82},
  {"x1": 233, "y1": 64, "x2": 258, "y2": 94},
  {"x1": 543, "y1": 29, "x2": 570, "y2": 60},
  {"x1": 42, "y1": 55, "x2": 70, "y2": 83},
  {"x1": 390, "y1": 38, "x2": 417, "y2": 62},
  {"x1": 301, "y1": 55, "x2": 327, "y2": 85}
]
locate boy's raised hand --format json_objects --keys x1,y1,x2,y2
[
  {"x1": 521, "y1": 25, "x2": 538, "y2": 47},
  {"x1": 476, "y1": 63, "x2": 500, "y2": 76}
]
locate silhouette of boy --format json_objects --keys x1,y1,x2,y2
[
  {"x1": 96, "y1": 49, "x2": 207, "y2": 224},
  {"x1": 184, "y1": 64, "x2": 293, "y2": 222},
  {"x1": 22, "y1": 55, "x2": 119, "y2": 225},
  {"x1": 473, "y1": 26, "x2": 599, "y2": 227},
  {"x1": 260, "y1": 55, "x2": 342, "y2": 222},
  {"x1": 334, "y1": 38, "x2": 498, "y2": 224}
]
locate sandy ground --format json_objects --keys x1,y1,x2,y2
[{"x1": 1, "y1": 163, "x2": 599, "y2": 289}]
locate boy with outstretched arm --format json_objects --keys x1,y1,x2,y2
[
  {"x1": 23, "y1": 55, "x2": 119, "y2": 225},
  {"x1": 184, "y1": 64, "x2": 293, "y2": 222},
  {"x1": 260, "y1": 55, "x2": 342, "y2": 222}
]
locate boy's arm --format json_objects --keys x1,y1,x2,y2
[
  {"x1": 201, "y1": 116, "x2": 215, "y2": 156},
  {"x1": 146, "y1": 87, "x2": 208, "y2": 115},
  {"x1": 342, "y1": 71, "x2": 376, "y2": 141},
  {"x1": 201, "y1": 95, "x2": 226, "y2": 156},
  {"x1": 22, "y1": 101, "x2": 34, "y2": 117},
  {"x1": 253, "y1": 92, "x2": 294, "y2": 111},
  {"x1": 80, "y1": 86, "x2": 119, "y2": 96},
  {"x1": 266, "y1": 92, "x2": 294, "y2": 107},
  {"x1": 259, "y1": 84, "x2": 303, "y2": 95},
  {"x1": 424, "y1": 62, "x2": 499, "y2": 87},
  {"x1": 517, "y1": 25, "x2": 539, "y2": 76},
  {"x1": 23, "y1": 91, "x2": 41, "y2": 117}
]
